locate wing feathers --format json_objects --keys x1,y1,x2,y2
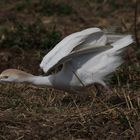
[
  {"x1": 40, "y1": 28, "x2": 105, "y2": 73},
  {"x1": 111, "y1": 35, "x2": 133, "y2": 51},
  {"x1": 40, "y1": 27, "x2": 133, "y2": 75},
  {"x1": 46, "y1": 45, "x2": 112, "y2": 72}
]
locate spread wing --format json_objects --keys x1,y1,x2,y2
[
  {"x1": 46, "y1": 45, "x2": 113, "y2": 72},
  {"x1": 46, "y1": 33, "x2": 128, "y2": 72},
  {"x1": 60, "y1": 35, "x2": 133, "y2": 87},
  {"x1": 40, "y1": 28, "x2": 107, "y2": 73}
]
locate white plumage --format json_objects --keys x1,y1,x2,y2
[
  {"x1": 0, "y1": 28, "x2": 133, "y2": 92},
  {"x1": 40, "y1": 28, "x2": 107, "y2": 73}
]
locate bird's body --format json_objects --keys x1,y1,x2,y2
[{"x1": 0, "y1": 28, "x2": 133, "y2": 92}]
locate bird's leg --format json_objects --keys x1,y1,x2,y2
[
  {"x1": 94, "y1": 83, "x2": 102, "y2": 97},
  {"x1": 94, "y1": 82, "x2": 111, "y2": 96}
]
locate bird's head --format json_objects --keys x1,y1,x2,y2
[{"x1": 0, "y1": 69, "x2": 33, "y2": 83}]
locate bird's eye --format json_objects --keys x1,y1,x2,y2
[{"x1": 3, "y1": 76, "x2": 9, "y2": 79}]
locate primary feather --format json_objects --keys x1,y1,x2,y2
[{"x1": 40, "y1": 28, "x2": 106, "y2": 73}]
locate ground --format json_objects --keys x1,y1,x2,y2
[{"x1": 0, "y1": 0, "x2": 140, "y2": 140}]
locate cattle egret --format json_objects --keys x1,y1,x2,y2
[{"x1": 0, "y1": 28, "x2": 133, "y2": 92}]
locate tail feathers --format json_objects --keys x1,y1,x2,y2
[
  {"x1": 106, "y1": 34, "x2": 126, "y2": 43},
  {"x1": 98, "y1": 35, "x2": 133, "y2": 84},
  {"x1": 111, "y1": 35, "x2": 133, "y2": 51}
]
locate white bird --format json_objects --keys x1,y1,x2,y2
[{"x1": 0, "y1": 28, "x2": 133, "y2": 92}]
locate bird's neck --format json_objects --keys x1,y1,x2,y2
[
  {"x1": 27, "y1": 75, "x2": 54, "y2": 87},
  {"x1": 18, "y1": 71, "x2": 71, "y2": 90}
]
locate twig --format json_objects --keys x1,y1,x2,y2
[
  {"x1": 72, "y1": 98, "x2": 86, "y2": 123},
  {"x1": 94, "y1": 94, "x2": 140, "y2": 116},
  {"x1": 122, "y1": 89, "x2": 130, "y2": 110},
  {"x1": 72, "y1": 71, "x2": 85, "y2": 87},
  {"x1": 125, "y1": 115, "x2": 134, "y2": 130}
]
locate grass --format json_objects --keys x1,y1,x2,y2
[
  {"x1": 0, "y1": 20, "x2": 62, "y2": 49},
  {"x1": 0, "y1": 0, "x2": 140, "y2": 140},
  {"x1": 15, "y1": 0, "x2": 73, "y2": 16},
  {"x1": 1, "y1": 84, "x2": 140, "y2": 139},
  {"x1": 38, "y1": 0, "x2": 73, "y2": 16}
]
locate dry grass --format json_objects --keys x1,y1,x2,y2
[{"x1": 0, "y1": 0, "x2": 140, "y2": 139}]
